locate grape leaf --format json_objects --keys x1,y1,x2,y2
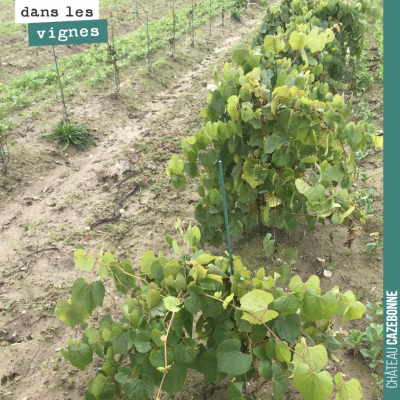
[
  {"x1": 216, "y1": 339, "x2": 252, "y2": 376},
  {"x1": 303, "y1": 289, "x2": 338, "y2": 321},
  {"x1": 272, "y1": 363, "x2": 288, "y2": 400},
  {"x1": 199, "y1": 348, "x2": 228, "y2": 383},
  {"x1": 334, "y1": 373, "x2": 362, "y2": 400},
  {"x1": 240, "y1": 289, "x2": 278, "y2": 324},
  {"x1": 124, "y1": 375, "x2": 155, "y2": 400},
  {"x1": 166, "y1": 154, "x2": 184, "y2": 176},
  {"x1": 55, "y1": 299, "x2": 89, "y2": 328},
  {"x1": 163, "y1": 296, "x2": 181, "y2": 312},
  {"x1": 292, "y1": 338, "x2": 328, "y2": 372},
  {"x1": 68, "y1": 342, "x2": 93, "y2": 371},
  {"x1": 275, "y1": 313, "x2": 301, "y2": 342},
  {"x1": 71, "y1": 278, "x2": 105, "y2": 314},
  {"x1": 275, "y1": 341, "x2": 291, "y2": 363},
  {"x1": 228, "y1": 382, "x2": 245, "y2": 400},
  {"x1": 74, "y1": 249, "x2": 95, "y2": 271},
  {"x1": 293, "y1": 364, "x2": 333, "y2": 400}
]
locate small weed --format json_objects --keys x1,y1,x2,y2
[
  {"x1": 362, "y1": 239, "x2": 383, "y2": 259},
  {"x1": 38, "y1": 120, "x2": 96, "y2": 151}
]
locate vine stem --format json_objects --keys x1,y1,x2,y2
[
  {"x1": 156, "y1": 312, "x2": 176, "y2": 399},
  {"x1": 287, "y1": 50, "x2": 301, "y2": 71},
  {"x1": 313, "y1": 128, "x2": 330, "y2": 173}
]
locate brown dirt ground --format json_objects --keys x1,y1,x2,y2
[{"x1": 0, "y1": 2, "x2": 383, "y2": 400}]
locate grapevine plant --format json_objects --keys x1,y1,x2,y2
[
  {"x1": 55, "y1": 221, "x2": 365, "y2": 400},
  {"x1": 253, "y1": 0, "x2": 383, "y2": 88},
  {"x1": 166, "y1": 0, "x2": 383, "y2": 248}
]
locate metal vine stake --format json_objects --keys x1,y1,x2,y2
[
  {"x1": 209, "y1": 0, "x2": 212, "y2": 36},
  {"x1": 0, "y1": 128, "x2": 10, "y2": 176},
  {"x1": 173, "y1": 1, "x2": 176, "y2": 57},
  {"x1": 146, "y1": 12, "x2": 154, "y2": 77},
  {"x1": 191, "y1": 0, "x2": 194, "y2": 47},
  {"x1": 51, "y1": 46, "x2": 69, "y2": 123},
  {"x1": 108, "y1": 26, "x2": 120, "y2": 99}
]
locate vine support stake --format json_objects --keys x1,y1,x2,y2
[
  {"x1": 135, "y1": 0, "x2": 138, "y2": 19},
  {"x1": 173, "y1": 1, "x2": 176, "y2": 57},
  {"x1": 146, "y1": 12, "x2": 150, "y2": 55},
  {"x1": 275, "y1": 61, "x2": 278, "y2": 80},
  {"x1": 51, "y1": 45, "x2": 69, "y2": 123},
  {"x1": 191, "y1": 0, "x2": 194, "y2": 47},
  {"x1": 218, "y1": 161, "x2": 234, "y2": 275},
  {"x1": 111, "y1": 26, "x2": 119, "y2": 99},
  {"x1": 209, "y1": 0, "x2": 212, "y2": 36},
  {"x1": 114, "y1": 0, "x2": 118, "y2": 19}
]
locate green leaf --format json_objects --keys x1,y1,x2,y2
[
  {"x1": 240, "y1": 289, "x2": 278, "y2": 324},
  {"x1": 272, "y1": 363, "x2": 288, "y2": 400},
  {"x1": 166, "y1": 154, "x2": 184, "y2": 176},
  {"x1": 264, "y1": 135, "x2": 282, "y2": 154},
  {"x1": 98, "y1": 388, "x2": 115, "y2": 400},
  {"x1": 304, "y1": 184, "x2": 326, "y2": 205},
  {"x1": 336, "y1": 291, "x2": 366, "y2": 322},
  {"x1": 209, "y1": 91, "x2": 225, "y2": 116},
  {"x1": 140, "y1": 251, "x2": 155, "y2": 274},
  {"x1": 173, "y1": 338, "x2": 199, "y2": 364},
  {"x1": 263, "y1": 233, "x2": 275, "y2": 257},
  {"x1": 163, "y1": 296, "x2": 181, "y2": 312},
  {"x1": 289, "y1": 31, "x2": 308, "y2": 50},
  {"x1": 321, "y1": 162, "x2": 345, "y2": 183},
  {"x1": 232, "y1": 43, "x2": 248, "y2": 66},
  {"x1": 275, "y1": 313, "x2": 301, "y2": 342},
  {"x1": 292, "y1": 338, "x2": 328, "y2": 372},
  {"x1": 307, "y1": 30, "x2": 327, "y2": 53},
  {"x1": 186, "y1": 226, "x2": 201, "y2": 247},
  {"x1": 334, "y1": 373, "x2": 362, "y2": 400},
  {"x1": 149, "y1": 347, "x2": 173, "y2": 368},
  {"x1": 68, "y1": 343, "x2": 93, "y2": 371},
  {"x1": 134, "y1": 330, "x2": 152, "y2": 353},
  {"x1": 110, "y1": 260, "x2": 136, "y2": 295},
  {"x1": 109, "y1": 325, "x2": 135, "y2": 355},
  {"x1": 146, "y1": 290, "x2": 162, "y2": 309},
  {"x1": 293, "y1": 364, "x2": 333, "y2": 400},
  {"x1": 216, "y1": 339, "x2": 252, "y2": 376},
  {"x1": 199, "y1": 348, "x2": 228, "y2": 383},
  {"x1": 275, "y1": 341, "x2": 291, "y2": 363},
  {"x1": 71, "y1": 278, "x2": 105, "y2": 314},
  {"x1": 242, "y1": 158, "x2": 267, "y2": 189},
  {"x1": 228, "y1": 382, "x2": 245, "y2": 400},
  {"x1": 346, "y1": 123, "x2": 364, "y2": 152},
  {"x1": 253, "y1": 346, "x2": 272, "y2": 380},
  {"x1": 171, "y1": 173, "x2": 187, "y2": 189},
  {"x1": 90, "y1": 374, "x2": 111, "y2": 398},
  {"x1": 74, "y1": 249, "x2": 95, "y2": 271},
  {"x1": 161, "y1": 363, "x2": 187, "y2": 394},
  {"x1": 124, "y1": 375, "x2": 155, "y2": 400},
  {"x1": 55, "y1": 298, "x2": 89, "y2": 328},
  {"x1": 303, "y1": 289, "x2": 338, "y2": 321},
  {"x1": 274, "y1": 294, "x2": 302, "y2": 315},
  {"x1": 101, "y1": 347, "x2": 119, "y2": 376},
  {"x1": 98, "y1": 252, "x2": 115, "y2": 279}
]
